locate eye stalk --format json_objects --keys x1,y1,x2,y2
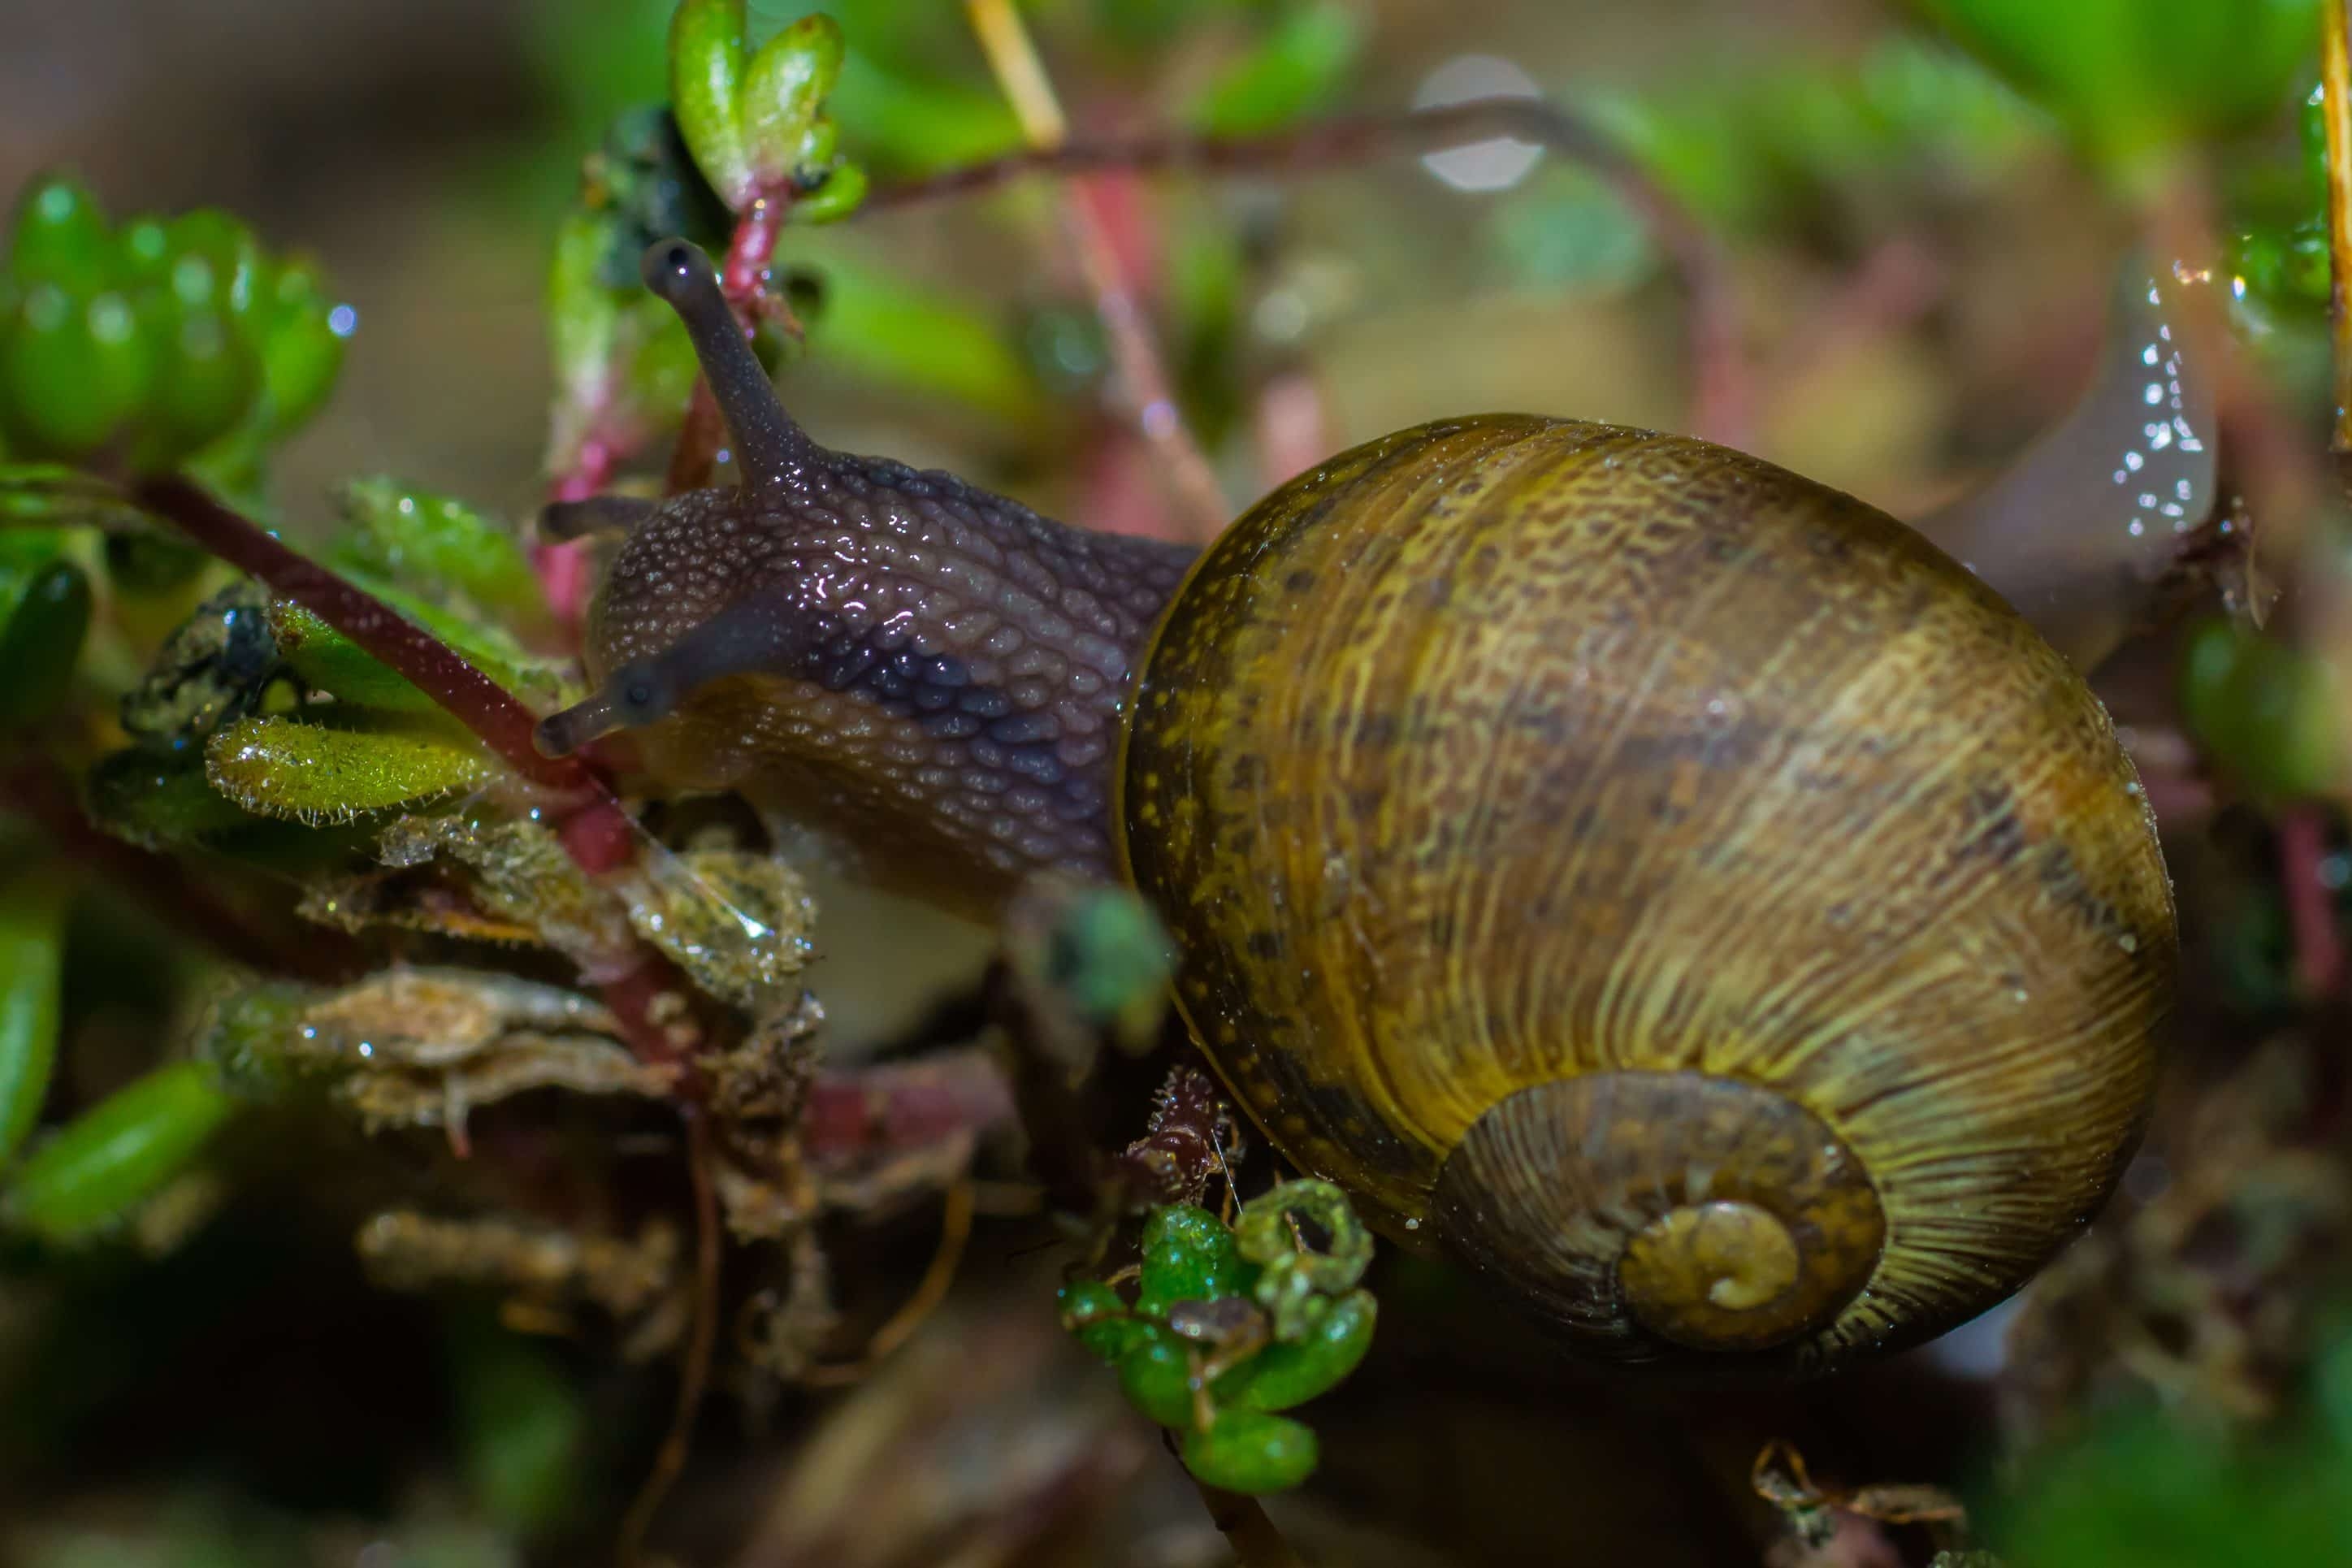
[
  {"x1": 637, "y1": 239, "x2": 819, "y2": 487},
  {"x1": 534, "y1": 659, "x2": 674, "y2": 758}
]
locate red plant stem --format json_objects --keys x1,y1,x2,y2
[
  {"x1": 134, "y1": 475, "x2": 587, "y2": 795},
  {"x1": 864, "y1": 97, "x2": 1750, "y2": 446},
  {"x1": 125, "y1": 474, "x2": 717, "y2": 1082},
  {"x1": 2280, "y1": 807, "x2": 2345, "y2": 999},
  {"x1": 0, "y1": 756, "x2": 368, "y2": 985}
]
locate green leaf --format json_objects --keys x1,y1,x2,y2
[
  {"x1": 84, "y1": 748, "x2": 263, "y2": 849},
  {"x1": 1114, "y1": 1321, "x2": 1200, "y2": 1428},
  {"x1": 1179, "y1": 1409, "x2": 1318, "y2": 1495},
  {"x1": 1185, "y1": 1, "x2": 1362, "y2": 138},
  {"x1": 2179, "y1": 617, "x2": 2344, "y2": 800},
  {"x1": 801, "y1": 254, "x2": 1048, "y2": 423},
  {"x1": 270, "y1": 569, "x2": 570, "y2": 714},
  {"x1": 205, "y1": 716, "x2": 499, "y2": 823},
  {"x1": 790, "y1": 160, "x2": 868, "y2": 225},
  {"x1": 448, "y1": 1315, "x2": 588, "y2": 1534},
  {"x1": 0, "y1": 558, "x2": 91, "y2": 726},
  {"x1": 1910, "y1": 0, "x2": 2323, "y2": 173},
  {"x1": 1211, "y1": 1289, "x2": 1376, "y2": 1413},
  {"x1": 3, "y1": 1059, "x2": 234, "y2": 1244},
  {"x1": 0, "y1": 873, "x2": 68, "y2": 1163},
  {"x1": 669, "y1": 0, "x2": 756, "y2": 207},
  {"x1": 331, "y1": 478, "x2": 550, "y2": 632},
  {"x1": 742, "y1": 13, "x2": 846, "y2": 186}
]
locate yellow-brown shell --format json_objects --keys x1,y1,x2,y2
[{"x1": 1114, "y1": 416, "x2": 2175, "y2": 1378}]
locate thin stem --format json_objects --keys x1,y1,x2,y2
[
  {"x1": 2324, "y1": 0, "x2": 2352, "y2": 455},
  {"x1": 803, "y1": 1177, "x2": 976, "y2": 1385},
  {"x1": 864, "y1": 97, "x2": 1751, "y2": 447},
  {"x1": 617, "y1": 1110, "x2": 725, "y2": 1566},
  {"x1": 132, "y1": 475, "x2": 588, "y2": 796},
  {"x1": 964, "y1": 0, "x2": 1234, "y2": 543},
  {"x1": 127, "y1": 474, "x2": 708, "y2": 1081},
  {"x1": 1189, "y1": 1479, "x2": 1309, "y2": 1568},
  {"x1": 2280, "y1": 807, "x2": 2344, "y2": 998}
]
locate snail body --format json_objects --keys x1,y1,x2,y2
[{"x1": 539, "y1": 241, "x2": 2178, "y2": 1380}]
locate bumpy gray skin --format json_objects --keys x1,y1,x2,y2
[{"x1": 536, "y1": 240, "x2": 1197, "y2": 907}]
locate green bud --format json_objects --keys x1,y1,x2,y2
[
  {"x1": 115, "y1": 215, "x2": 171, "y2": 286},
  {"x1": 1179, "y1": 1409, "x2": 1319, "y2": 1494},
  {"x1": 743, "y1": 14, "x2": 846, "y2": 187},
  {"x1": 3, "y1": 1059, "x2": 235, "y2": 1243},
  {"x1": 0, "y1": 284, "x2": 156, "y2": 458},
  {"x1": 249, "y1": 258, "x2": 349, "y2": 436},
  {"x1": 206, "y1": 715, "x2": 498, "y2": 823},
  {"x1": 8, "y1": 176, "x2": 110, "y2": 286},
  {"x1": 132, "y1": 302, "x2": 263, "y2": 472},
  {"x1": 0, "y1": 873, "x2": 69, "y2": 1163},
  {"x1": 791, "y1": 159, "x2": 868, "y2": 226},
  {"x1": 0, "y1": 558, "x2": 92, "y2": 726},
  {"x1": 669, "y1": 0, "x2": 756, "y2": 208},
  {"x1": 1136, "y1": 1204, "x2": 1250, "y2": 1318},
  {"x1": 161, "y1": 209, "x2": 263, "y2": 320},
  {"x1": 1059, "y1": 1278, "x2": 1150, "y2": 1361},
  {"x1": 1114, "y1": 1321, "x2": 1200, "y2": 1428},
  {"x1": 1211, "y1": 1289, "x2": 1376, "y2": 1413}
]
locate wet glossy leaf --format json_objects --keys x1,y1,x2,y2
[
  {"x1": 669, "y1": 0, "x2": 756, "y2": 206},
  {"x1": 206, "y1": 716, "x2": 498, "y2": 823},
  {"x1": 331, "y1": 478, "x2": 549, "y2": 631},
  {"x1": 742, "y1": 13, "x2": 845, "y2": 185},
  {"x1": 2, "y1": 1059, "x2": 235, "y2": 1244}
]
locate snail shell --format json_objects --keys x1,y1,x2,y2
[{"x1": 1117, "y1": 414, "x2": 2174, "y2": 1377}]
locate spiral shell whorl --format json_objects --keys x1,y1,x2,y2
[
  {"x1": 1120, "y1": 414, "x2": 2174, "y2": 1379},
  {"x1": 1432, "y1": 1072, "x2": 1884, "y2": 1362}
]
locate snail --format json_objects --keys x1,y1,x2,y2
[{"x1": 536, "y1": 239, "x2": 2188, "y2": 1380}]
